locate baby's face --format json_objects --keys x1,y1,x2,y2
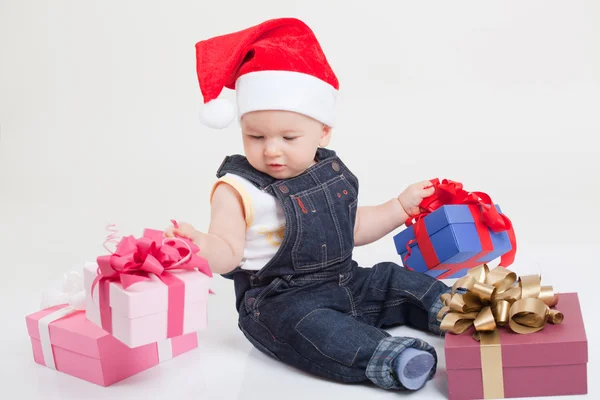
[{"x1": 240, "y1": 110, "x2": 331, "y2": 180}]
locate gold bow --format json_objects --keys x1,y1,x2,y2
[
  {"x1": 438, "y1": 264, "x2": 564, "y2": 399},
  {"x1": 438, "y1": 264, "x2": 563, "y2": 336}
]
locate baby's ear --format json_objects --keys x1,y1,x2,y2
[{"x1": 319, "y1": 125, "x2": 332, "y2": 147}]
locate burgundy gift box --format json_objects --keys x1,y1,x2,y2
[{"x1": 445, "y1": 292, "x2": 587, "y2": 400}]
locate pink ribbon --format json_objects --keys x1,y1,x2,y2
[{"x1": 91, "y1": 227, "x2": 212, "y2": 338}]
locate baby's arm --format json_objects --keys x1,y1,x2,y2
[
  {"x1": 353, "y1": 181, "x2": 434, "y2": 247},
  {"x1": 167, "y1": 184, "x2": 246, "y2": 275},
  {"x1": 353, "y1": 199, "x2": 408, "y2": 246}
]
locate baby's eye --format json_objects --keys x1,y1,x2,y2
[
  {"x1": 283, "y1": 136, "x2": 297, "y2": 141},
  {"x1": 249, "y1": 135, "x2": 264, "y2": 140}
]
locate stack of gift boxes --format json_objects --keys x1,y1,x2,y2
[
  {"x1": 25, "y1": 228, "x2": 212, "y2": 386},
  {"x1": 392, "y1": 179, "x2": 588, "y2": 400}
]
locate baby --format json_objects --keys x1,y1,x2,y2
[{"x1": 166, "y1": 18, "x2": 451, "y2": 392}]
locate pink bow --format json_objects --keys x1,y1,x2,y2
[{"x1": 92, "y1": 228, "x2": 212, "y2": 296}]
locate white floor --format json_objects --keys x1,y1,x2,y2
[{"x1": 2, "y1": 250, "x2": 596, "y2": 400}]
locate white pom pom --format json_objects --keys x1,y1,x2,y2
[{"x1": 199, "y1": 98, "x2": 235, "y2": 129}]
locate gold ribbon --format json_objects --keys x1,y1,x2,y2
[{"x1": 438, "y1": 264, "x2": 564, "y2": 399}]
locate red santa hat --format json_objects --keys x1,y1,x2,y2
[{"x1": 195, "y1": 18, "x2": 339, "y2": 129}]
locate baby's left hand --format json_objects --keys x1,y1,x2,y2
[
  {"x1": 397, "y1": 181, "x2": 435, "y2": 217},
  {"x1": 164, "y1": 221, "x2": 202, "y2": 244}
]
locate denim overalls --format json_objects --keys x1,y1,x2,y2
[{"x1": 219, "y1": 148, "x2": 450, "y2": 390}]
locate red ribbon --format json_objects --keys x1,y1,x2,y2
[
  {"x1": 403, "y1": 179, "x2": 517, "y2": 278},
  {"x1": 91, "y1": 228, "x2": 212, "y2": 338}
]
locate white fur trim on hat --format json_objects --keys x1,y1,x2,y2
[{"x1": 235, "y1": 70, "x2": 337, "y2": 127}]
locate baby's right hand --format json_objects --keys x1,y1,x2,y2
[
  {"x1": 164, "y1": 221, "x2": 202, "y2": 244},
  {"x1": 397, "y1": 181, "x2": 435, "y2": 217}
]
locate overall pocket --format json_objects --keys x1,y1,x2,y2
[{"x1": 291, "y1": 175, "x2": 358, "y2": 271}]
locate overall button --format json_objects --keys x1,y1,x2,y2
[
  {"x1": 332, "y1": 161, "x2": 340, "y2": 172},
  {"x1": 279, "y1": 185, "x2": 289, "y2": 193}
]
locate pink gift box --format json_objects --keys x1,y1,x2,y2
[
  {"x1": 83, "y1": 261, "x2": 210, "y2": 348},
  {"x1": 26, "y1": 304, "x2": 199, "y2": 386},
  {"x1": 445, "y1": 292, "x2": 588, "y2": 400}
]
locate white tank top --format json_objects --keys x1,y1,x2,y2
[{"x1": 209, "y1": 173, "x2": 285, "y2": 271}]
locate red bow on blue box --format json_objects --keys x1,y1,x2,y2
[{"x1": 393, "y1": 179, "x2": 517, "y2": 279}]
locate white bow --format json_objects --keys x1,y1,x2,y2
[
  {"x1": 37, "y1": 269, "x2": 87, "y2": 370},
  {"x1": 40, "y1": 270, "x2": 86, "y2": 310}
]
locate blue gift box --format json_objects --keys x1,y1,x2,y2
[{"x1": 393, "y1": 204, "x2": 513, "y2": 279}]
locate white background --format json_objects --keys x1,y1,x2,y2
[{"x1": 1, "y1": 0, "x2": 598, "y2": 399}]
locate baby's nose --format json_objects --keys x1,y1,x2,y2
[{"x1": 264, "y1": 143, "x2": 281, "y2": 156}]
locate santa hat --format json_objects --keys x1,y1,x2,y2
[{"x1": 195, "y1": 18, "x2": 339, "y2": 129}]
